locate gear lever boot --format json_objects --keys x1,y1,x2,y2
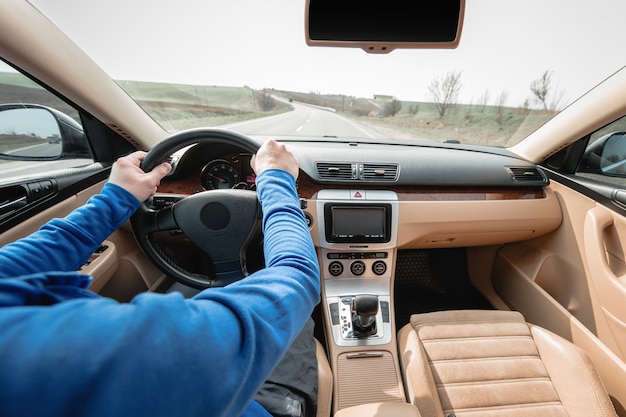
[{"x1": 351, "y1": 294, "x2": 379, "y2": 337}]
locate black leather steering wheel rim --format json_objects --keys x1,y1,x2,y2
[{"x1": 131, "y1": 128, "x2": 261, "y2": 289}]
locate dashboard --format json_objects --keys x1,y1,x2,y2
[
  {"x1": 156, "y1": 141, "x2": 563, "y2": 250},
  {"x1": 152, "y1": 138, "x2": 564, "y2": 348}
]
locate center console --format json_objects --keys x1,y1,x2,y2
[
  {"x1": 313, "y1": 189, "x2": 406, "y2": 411},
  {"x1": 315, "y1": 189, "x2": 399, "y2": 347}
]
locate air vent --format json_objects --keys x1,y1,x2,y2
[
  {"x1": 362, "y1": 163, "x2": 398, "y2": 181},
  {"x1": 107, "y1": 123, "x2": 142, "y2": 148},
  {"x1": 508, "y1": 167, "x2": 547, "y2": 183},
  {"x1": 317, "y1": 162, "x2": 355, "y2": 180}
]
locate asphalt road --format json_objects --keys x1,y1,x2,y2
[{"x1": 224, "y1": 100, "x2": 388, "y2": 140}]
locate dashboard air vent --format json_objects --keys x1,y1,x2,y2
[
  {"x1": 316, "y1": 163, "x2": 355, "y2": 180},
  {"x1": 362, "y1": 163, "x2": 398, "y2": 181},
  {"x1": 508, "y1": 167, "x2": 547, "y2": 183}
]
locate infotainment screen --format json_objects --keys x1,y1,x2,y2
[{"x1": 325, "y1": 203, "x2": 391, "y2": 243}]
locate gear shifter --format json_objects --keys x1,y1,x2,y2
[{"x1": 351, "y1": 294, "x2": 379, "y2": 337}]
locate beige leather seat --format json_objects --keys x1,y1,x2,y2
[
  {"x1": 397, "y1": 310, "x2": 617, "y2": 417},
  {"x1": 316, "y1": 338, "x2": 333, "y2": 417}
]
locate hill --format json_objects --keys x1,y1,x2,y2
[
  {"x1": 1, "y1": 72, "x2": 554, "y2": 145},
  {"x1": 274, "y1": 89, "x2": 554, "y2": 146}
]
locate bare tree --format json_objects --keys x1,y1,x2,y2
[
  {"x1": 465, "y1": 101, "x2": 475, "y2": 123},
  {"x1": 477, "y1": 89, "x2": 490, "y2": 113},
  {"x1": 255, "y1": 90, "x2": 275, "y2": 111},
  {"x1": 495, "y1": 90, "x2": 509, "y2": 127},
  {"x1": 530, "y1": 70, "x2": 564, "y2": 111},
  {"x1": 428, "y1": 70, "x2": 462, "y2": 118}
]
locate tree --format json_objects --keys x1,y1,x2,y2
[
  {"x1": 477, "y1": 89, "x2": 490, "y2": 113},
  {"x1": 385, "y1": 99, "x2": 402, "y2": 117},
  {"x1": 255, "y1": 90, "x2": 275, "y2": 111},
  {"x1": 530, "y1": 70, "x2": 565, "y2": 111},
  {"x1": 530, "y1": 70, "x2": 551, "y2": 111},
  {"x1": 428, "y1": 71, "x2": 462, "y2": 118},
  {"x1": 495, "y1": 90, "x2": 509, "y2": 127}
]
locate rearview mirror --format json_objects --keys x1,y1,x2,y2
[
  {"x1": 305, "y1": 0, "x2": 465, "y2": 54},
  {"x1": 0, "y1": 104, "x2": 91, "y2": 161}
]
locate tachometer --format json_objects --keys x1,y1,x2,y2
[{"x1": 200, "y1": 159, "x2": 239, "y2": 190}]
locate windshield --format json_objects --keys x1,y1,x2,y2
[{"x1": 25, "y1": 0, "x2": 626, "y2": 147}]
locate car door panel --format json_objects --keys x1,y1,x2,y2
[
  {"x1": 0, "y1": 178, "x2": 121, "y2": 291},
  {"x1": 584, "y1": 204, "x2": 626, "y2": 360},
  {"x1": 490, "y1": 179, "x2": 626, "y2": 415}
]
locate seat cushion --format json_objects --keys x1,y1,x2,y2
[
  {"x1": 316, "y1": 338, "x2": 333, "y2": 417},
  {"x1": 397, "y1": 310, "x2": 616, "y2": 417}
]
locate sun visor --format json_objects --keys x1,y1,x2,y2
[{"x1": 305, "y1": 0, "x2": 464, "y2": 54}]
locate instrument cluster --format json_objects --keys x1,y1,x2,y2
[{"x1": 200, "y1": 153, "x2": 257, "y2": 191}]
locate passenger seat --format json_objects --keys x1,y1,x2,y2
[{"x1": 397, "y1": 309, "x2": 617, "y2": 417}]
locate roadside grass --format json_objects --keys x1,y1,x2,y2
[
  {"x1": 353, "y1": 107, "x2": 555, "y2": 147},
  {"x1": 1, "y1": 72, "x2": 555, "y2": 146},
  {"x1": 116, "y1": 81, "x2": 291, "y2": 131},
  {"x1": 274, "y1": 90, "x2": 555, "y2": 146},
  {"x1": 117, "y1": 80, "x2": 256, "y2": 110},
  {"x1": 0, "y1": 72, "x2": 41, "y2": 89}
]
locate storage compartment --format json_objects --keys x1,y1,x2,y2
[{"x1": 335, "y1": 351, "x2": 404, "y2": 411}]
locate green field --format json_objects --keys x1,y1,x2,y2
[
  {"x1": 275, "y1": 89, "x2": 555, "y2": 147},
  {"x1": 1, "y1": 72, "x2": 555, "y2": 145},
  {"x1": 116, "y1": 80, "x2": 293, "y2": 131}
]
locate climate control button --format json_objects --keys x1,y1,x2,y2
[
  {"x1": 329, "y1": 261, "x2": 343, "y2": 276},
  {"x1": 350, "y1": 260, "x2": 366, "y2": 276},
  {"x1": 372, "y1": 260, "x2": 387, "y2": 275}
]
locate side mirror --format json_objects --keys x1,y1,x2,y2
[
  {"x1": 579, "y1": 132, "x2": 626, "y2": 176},
  {"x1": 0, "y1": 103, "x2": 91, "y2": 161}
]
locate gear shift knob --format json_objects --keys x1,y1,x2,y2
[{"x1": 351, "y1": 294, "x2": 379, "y2": 337}]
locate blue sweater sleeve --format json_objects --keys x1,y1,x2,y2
[
  {"x1": 0, "y1": 169, "x2": 320, "y2": 417},
  {"x1": 0, "y1": 182, "x2": 140, "y2": 278}
]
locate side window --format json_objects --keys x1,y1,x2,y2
[
  {"x1": 0, "y1": 60, "x2": 94, "y2": 182},
  {"x1": 576, "y1": 115, "x2": 626, "y2": 187}
]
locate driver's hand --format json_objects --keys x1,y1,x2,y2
[
  {"x1": 107, "y1": 151, "x2": 172, "y2": 202},
  {"x1": 251, "y1": 139, "x2": 299, "y2": 180}
]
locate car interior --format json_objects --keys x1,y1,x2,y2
[{"x1": 2, "y1": 0, "x2": 626, "y2": 416}]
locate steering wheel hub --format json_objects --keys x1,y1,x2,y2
[{"x1": 202, "y1": 202, "x2": 230, "y2": 230}]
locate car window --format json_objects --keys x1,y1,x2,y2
[
  {"x1": 575, "y1": 115, "x2": 626, "y2": 187},
  {"x1": 0, "y1": 60, "x2": 94, "y2": 182},
  {"x1": 28, "y1": 0, "x2": 626, "y2": 150}
]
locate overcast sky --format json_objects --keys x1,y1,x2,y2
[{"x1": 27, "y1": 0, "x2": 626, "y2": 108}]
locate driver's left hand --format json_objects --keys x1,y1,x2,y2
[{"x1": 108, "y1": 151, "x2": 172, "y2": 202}]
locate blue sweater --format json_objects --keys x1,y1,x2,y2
[{"x1": 0, "y1": 169, "x2": 320, "y2": 417}]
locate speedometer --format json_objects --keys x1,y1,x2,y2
[{"x1": 200, "y1": 159, "x2": 239, "y2": 190}]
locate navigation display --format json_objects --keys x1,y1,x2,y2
[{"x1": 325, "y1": 204, "x2": 391, "y2": 243}]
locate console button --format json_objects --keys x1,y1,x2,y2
[
  {"x1": 372, "y1": 260, "x2": 387, "y2": 275},
  {"x1": 350, "y1": 260, "x2": 366, "y2": 276},
  {"x1": 329, "y1": 302, "x2": 340, "y2": 325},
  {"x1": 380, "y1": 301, "x2": 390, "y2": 323},
  {"x1": 304, "y1": 212, "x2": 313, "y2": 228},
  {"x1": 329, "y1": 261, "x2": 343, "y2": 276}
]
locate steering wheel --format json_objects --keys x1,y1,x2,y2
[{"x1": 131, "y1": 128, "x2": 261, "y2": 289}]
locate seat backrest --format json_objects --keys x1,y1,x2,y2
[
  {"x1": 316, "y1": 338, "x2": 333, "y2": 417},
  {"x1": 397, "y1": 309, "x2": 617, "y2": 417}
]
